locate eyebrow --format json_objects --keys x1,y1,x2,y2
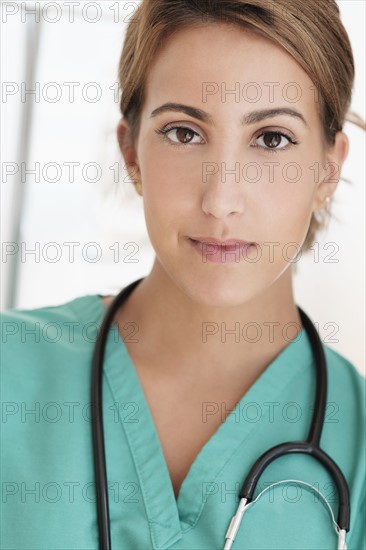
[{"x1": 150, "y1": 103, "x2": 309, "y2": 128}]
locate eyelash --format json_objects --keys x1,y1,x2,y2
[{"x1": 155, "y1": 124, "x2": 299, "y2": 154}]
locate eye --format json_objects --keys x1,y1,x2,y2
[
  {"x1": 155, "y1": 124, "x2": 204, "y2": 146},
  {"x1": 253, "y1": 130, "x2": 299, "y2": 154}
]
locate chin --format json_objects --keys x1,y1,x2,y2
[{"x1": 176, "y1": 270, "x2": 264, "y2": 309}]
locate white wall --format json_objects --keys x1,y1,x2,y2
[{"x1": 1, "y1": 1, "x2": 365, "y2": 374}]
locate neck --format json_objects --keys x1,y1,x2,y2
[{"x1": 113, "y1": 260, "x2": 303, "y2": 383}]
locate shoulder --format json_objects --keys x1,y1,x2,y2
[
  {"x1": 1, "y1": 294, "x2": 103, "y2": 339},
  {"x1": 321, "y1": 345, "x2": 365, "y2": 487},
  {"x1": 319, "y1": 344, "x2": 366, "y2": 437},
  {"x1": 323, "y1": 344, "x2": 365, "y2": 411},
  {"x1": 1, "y1": 294, "x2": 104, "y2": 375},
  {"x1": 311, "y1": 345, "x2": 365, "y2": 548},
  {"x1": 1, "y1": 294, "x2": 100, "y2": 324}
]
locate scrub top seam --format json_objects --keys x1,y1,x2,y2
[
  {"x1": 102, "y1": 350, "x2": 183, "y2": 548},
  {"x1": 214, "y1": 361, "x2": 312, "y2": 480},
  {"x1": 102, "y1": 364, "x2": 155, "y2": 532},
  {"x1": 69, "y1": 296, "x2": 158, "y2": 542},
  {"x1": 97, "y1": 311, "x2": 183, "y2": 546},
  {"x1": 179, "y1": 356, "x2": 313, "y2": 533},
  {"x1": 69, "y1": 296, "x2": 181, "y2": 549}
]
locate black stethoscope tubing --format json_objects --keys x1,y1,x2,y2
[{"x1": 91, "y1": 277, "x2": 350, "y2": 550}]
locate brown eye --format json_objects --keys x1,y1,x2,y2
[
  {"x1": 253, "y1": 130, "x2": 297, "y2": 154},
  {"x1": 175, "y1": 128, "x2": 196, "y2": 143},
  {"x1": 155, "y1": 124, "x2": 204, "y2": 146},
  {"x1": 263, "y1": 132, "x2": 282, "y2": 148}
]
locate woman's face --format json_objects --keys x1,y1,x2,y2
[{"x1": 119, "y1": 23, "x2": 348, "y2": 307}]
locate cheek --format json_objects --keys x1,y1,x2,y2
[
  {"x1": 139, "y1": 145, "x2": 196, "y2": 219},
  {"x1": 254, "y1": 160, "x2": 317, "y2": 245},
  {"x1": 138, "y1": 151, "x2": 183, "y2": 249}
]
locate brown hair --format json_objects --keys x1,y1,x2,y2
[{"x1": 118, "y1": 0, "x2": 365, "y2": 251}]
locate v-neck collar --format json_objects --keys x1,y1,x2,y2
[{"x1": 74, "y1": 293, "x2": 313, "y2": 549}]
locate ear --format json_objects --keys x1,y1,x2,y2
[
  {"x1": 117, "y1": 117, "x2": 141, "y2": 184},
  {"x1": 313, "y1": 131, "x2": 349, "y2": 210}
]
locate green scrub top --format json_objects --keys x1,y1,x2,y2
[{"x1": 1, "y1": 293, "x2": 365, "y2": 550}]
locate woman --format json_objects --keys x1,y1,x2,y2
[{"x1": 2, "y1": 1, "x2": 365, "y2": 549}]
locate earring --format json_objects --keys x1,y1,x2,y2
[
  {"x1": 135, "y1": 180, "x2": 143, "y2": 196},
  {"x1": 313, "y1": 196, "x2": 331, "y2": 224}
]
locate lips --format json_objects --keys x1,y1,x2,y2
[
  {"x1": 189, "y1": 237, "x2": 253, "y2": 247},
  {"x1": 188, "y1": 237, "x2": 254, "y2": 264}
]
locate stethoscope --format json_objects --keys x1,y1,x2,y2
[{"x1": 91, "y1": 277, "x2": 351, "y2": 550}]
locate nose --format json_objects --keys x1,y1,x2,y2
[{"x1": 201, "y1": 155, "x2": 246, "y2": 219}]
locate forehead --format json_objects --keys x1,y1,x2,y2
[{"x1": 143, "y1": 23, "x2": 319, "y2": 122}]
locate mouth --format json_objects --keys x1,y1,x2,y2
[
  {"x1": 188, "y1": 237, "x2": 255, "y2": 264},
  {"x1": 189, "y1": 237, "x2": 253, "y2": 247}
]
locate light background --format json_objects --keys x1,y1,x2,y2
[{"x1": 1, "y1": 1, "x2": 365, "y2": 374}]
